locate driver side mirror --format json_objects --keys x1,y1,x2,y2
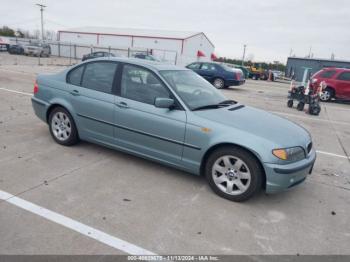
[{"x1": 154, "y1": 97, "x2": 175, "y2": 109}]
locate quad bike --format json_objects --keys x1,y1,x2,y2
[{"x1": 287, "y1": 81, "x2": 326, "y2": 116}]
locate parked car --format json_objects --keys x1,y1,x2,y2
[
  {"x1": 221, "y1": 63, "x2": 250, "y2": 79},
  {"x1": 31, "y1": 57, "x2": 315, "y2": 202},
  {"x1": 133, "y1": 53, "x2": 160, "y2": 61},
  {"x1": 8, "y1": 44, "x2": 24, "y2": 55},
  {"x1": 271, "y1": 70, "x2": 283, "y2": 79},
  {"x1": 23, "y1": 42, "x2": 51, "y2": 57},
  {"x1": 311, "y1": 68, "x2": 350, "y2": 101},
  {"x1": 82, "y1": 51, "x2": 115, "y2": 61},
  {"x1": 0, "y1": 37, "x2": 10, "y2": 51},
  {"x1": 186, "y1": 62, "x2": 245, "y2": 89},
  {"x1": 0, "y1": 44, "x2": 8, "y2": 52}
]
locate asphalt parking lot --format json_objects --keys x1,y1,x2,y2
[{"x1": 0, "y1": 53, "x2": 349, "y2": 255}]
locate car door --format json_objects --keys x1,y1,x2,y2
[
  {"x1": 335, "y1": 71, "x2": 350, "y2": 99},
  {"x1": 114, "y1": 63, "x2": 187, "y2": 164},
  {"x1": 199, "y1": 63, "x2": 216, "y2": 81},
  {"x1": 66, "y1": 61, "x2": 118, "y2": 144}
]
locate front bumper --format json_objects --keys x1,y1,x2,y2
[{"x1": 264, "y1": 149, "x2": 316, "y2": 193}]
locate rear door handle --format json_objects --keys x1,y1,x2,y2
[
  {"x1": 70, "y1": 90, "x2": 80, "y2": 96},
  {"x1": 115, "y1": 101, "x2": 129, "y2": 109}
]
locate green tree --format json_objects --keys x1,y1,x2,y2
[{"x1": 0, "y1": 26, "x2": 15, "y2": 37}]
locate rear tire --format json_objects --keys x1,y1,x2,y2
[
  {"x1": 213, "y1": 78, "x2": 225, "y2": 89},
  {"x1": 205, "y1": 146, "x2": 263, "y2": 202},
  {"x1": 48, "y1": 107, "x2": 79, "y2": 146},
  {"x1": 309, "y1": 105, "x2": 321, "y2": 115},
  {"x1": 287, "y1": 100, "x2": 293, "y2": 108}
]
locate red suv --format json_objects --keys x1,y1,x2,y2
[{"x1": 311, "y1": 68, "x2": 350, "y2": 101}]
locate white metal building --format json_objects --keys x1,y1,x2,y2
[{"x1": 58, "y1": 27, "x2": 215, "y2": 65}]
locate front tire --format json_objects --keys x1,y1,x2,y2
[
  {"x1": 297, "y1": 102, "x2": 305, "y2": 111},
  {"x1": 213, "y1": 78, "x2": 225, "y2": 89},
  {"x1": 320, "y1": 87, "x2": 333, "y2": 102},
  {"x1": 49, "y1": 107, "x2": 79, "y2": 146},
  {"x1": 205, "y1": 146, "x2": 263, "y2": 202},
  {"x1": 287, "y1": 100, "x2": 293, "y2": 108}
]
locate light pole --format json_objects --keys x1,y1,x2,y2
[
  {"x1": 36, "y1": 3, "x2": 46, "y2": 41},
  {"x1": 241, "y1": 44, "x2": 246, "y2": 66}
]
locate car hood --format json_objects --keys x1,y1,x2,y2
[{"x1": 193, "y1": 104, "x2": 311, "y2": 148}]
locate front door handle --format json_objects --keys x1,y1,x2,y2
[
  {"x1": 70, "y1": 90, "x2": 80, "y2": 96},
  {"x1": 115, "y1": 101, "x2": 129, "y2": 109}
]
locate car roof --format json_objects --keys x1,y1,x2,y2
[
  {"x1": 322, "y1": 67, "x2": 350, "y2": 71},
  {"x1": 84, "y1": 57, "x2": 189, "y2": 71}
]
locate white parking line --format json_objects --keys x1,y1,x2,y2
[
  {"x1": 270, "y1": 110, "x2": 350, "y2": 126},
  {"x1": 0, "y1": 190, "x2": 156, "y2": 255},
  {"x1": 316, "y1": 150, "x2": 350, "y2": 160},
  {"x1": 0, "y1": 87, "x2": 32, "y2": 96}
]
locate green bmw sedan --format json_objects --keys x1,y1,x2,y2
[{"x1": 31, "y1": 57, "x2": 316, "y2": 201}]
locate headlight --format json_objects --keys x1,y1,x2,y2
[
  {"x1": 311, "y1": 78, "x2": 318, "y2": 84},
  {"x1": 272, "y1": 147, "x2": 305, "y2": 162}
]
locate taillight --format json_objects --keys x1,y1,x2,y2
[
  {"x1": 236, "y1": 72, "x2": 241, "y2": 80},
  {"x1": 33, "y1": 81, "x2": 39, "y2": 94}
]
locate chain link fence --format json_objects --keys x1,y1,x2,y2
[{"x1": 5, "y1": 37, "x2": 179, "y2": 66}]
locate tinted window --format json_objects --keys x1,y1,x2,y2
[
  {"x1": 187, "y1": 63, "x2": 201, "y2": 69},
  {"x1": 81, "y1": 62, "x2": 117, "y2": 93},
  {"x1": 67, "y1": 66, "x2": 84, "y2": 86},
  {"x1": 337, "y1": 72, "x2": 350, "y2": 81},
  {"x1": 320, "y1": 70, "x2": 336, "y2": 78},
  {"x1": 121, "y1": 65, "x2": 170, "y2": 105},
  {"x1": 201, "y1": 63, "x2": 217, "y2": 71}
]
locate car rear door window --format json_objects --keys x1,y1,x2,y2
[
  {"x1": 67, "y1": 65, "x2": 84, "y2": 86},
  {"x1": 121, "y1": 64, "x2": 170, "y2": 105},
  {"x1": 337, "y1": 72, "x2": 350, "y2": 81},
  {"x1": 201, "y1": 63, "x2": 216, "y2": 71},
  {"x1": 81, "y1": 62, "x2": 118, "y2": 93},
  {"x1": 320, "y1": 70, "x2": 336, "y2": 78}
]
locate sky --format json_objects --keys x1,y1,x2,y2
[{"x1": 1, "y1": 0, "x2": 350, "y2": 63}]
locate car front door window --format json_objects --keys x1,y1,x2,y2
[
  {"x1": 337, "y1": 72, "x2": 350, "y2": 81},
  {"x1": 114, "y1": 64, "x2": 187, "y2": 164},
  {"x1": 121, "y1": 64, "x2": 170, "y2": 105}
]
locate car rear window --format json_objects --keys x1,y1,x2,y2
[
  {"x1": 81, "y1": 62, "x2": 118, "y2": 93},
  {"x1": 319, "y1": 70, "x2": 336, "y2": 78}
]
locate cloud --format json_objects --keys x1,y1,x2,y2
[{"x1": 1, "y1": 0, "x2": 349, "y2": 62}]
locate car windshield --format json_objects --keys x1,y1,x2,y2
[{"x1": 160, "y1": 70, "x2": 232, "y2": 110}]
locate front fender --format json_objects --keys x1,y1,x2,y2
[{"x1": 182, "y1": 119, "x2": 278, "y2": 175}]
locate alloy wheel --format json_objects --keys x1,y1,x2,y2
[
  {"x1": 51, "y1": 112, "x2": 72, "y2": 141},
  {"x1": 213, "y1": 78, "x2": 224, "y2": 89},
  {"x1": 320, "y1": 90, "x2": 331, "y2": 101},
  {"x1": 212, "y1": 155, "x2": 251, "y2": 195}
]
